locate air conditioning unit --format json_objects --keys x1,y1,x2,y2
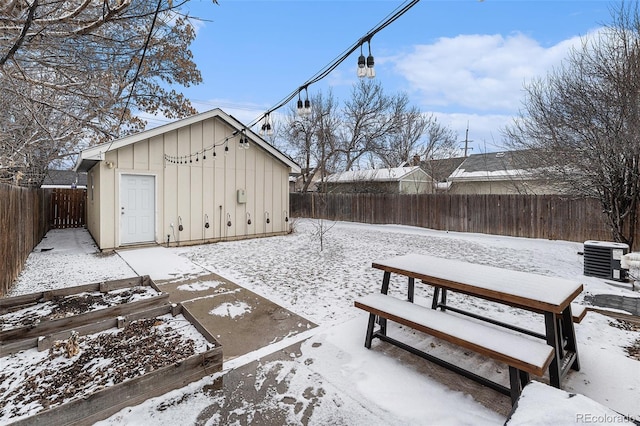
[{"x1": 583, "y1": 240, "x2": 629, "y2": 281}]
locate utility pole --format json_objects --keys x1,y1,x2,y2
[{"x1": 460, "y1": 122, "x2": 473, "y2": 157}]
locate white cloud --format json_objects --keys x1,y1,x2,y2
[
  {"x1": 386, "y1": 29, "x2": 607, "y2": 153},
  {"x1": 392, "y1": 32, "x2": 585, "y2": 113}
]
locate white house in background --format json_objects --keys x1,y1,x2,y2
[
  {"x1": 448, "y1": 151, "x2": 563, "y2": 195},
  {"x1": 74, "y1": 108, "x2": 300, "y2": 250},
  {"x1": 325, "y1": 166, "x2": 434, "y2": 194}
]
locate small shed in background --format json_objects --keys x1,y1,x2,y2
[{"x1": 74, "y1": 108, "x2": 300, "y2": 250}]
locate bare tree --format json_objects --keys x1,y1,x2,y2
[
  {"x1": 280, "y1": 80, "x2": 458, "y2": 192},
  {"x1": 285, "y1": 91, "x2": 340, "y2": 193},
  {"x1": 380, "y1": 111, "x2": 458, "y2": 168},
  {"x1": 0, "y1": 1, "x2": 212, "y2": 186},
  {"x1": 337, "y1": 80, "x2": 458, "y2": 171},
  {"x1": 504, "y1": 2, "x2": 640, "y2": 248},
  {"x1": 337, "y1": 79, "x2": 401, "y2": 171}
]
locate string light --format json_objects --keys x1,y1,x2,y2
[
  {"x1": 163, "y1": 128, "x2": 250, "y2": 165},
  {"x1": 259, "y1": 114, "x2": 274, "y2": 136},
  {"x1": 296, "y1": 87, "x2": 312, "y2": 117},
  {"x1": 357, "y1": 44, "x2": 367, "y2": 78},
  {"x1": 238, "y1": 130, "x2": 250, "y2": 149},
  {"x1": 248, "y1": 0, "x2": 419, "y2": 133},
  {"x1": 364, "y1": 40, "x2": 375, "y2": 79},
  {"x1": 164, "y1": 0, "x2": 419, "y2": 165}
]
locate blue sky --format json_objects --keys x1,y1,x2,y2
[{"x1": 161, "y1": 0, "x2": 618, "y2": 156}]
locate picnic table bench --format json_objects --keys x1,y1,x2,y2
[{"x1": 355, "y1": 254, "x2": 584, "y2": 405}]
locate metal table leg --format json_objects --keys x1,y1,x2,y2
[
  {"x1": 544, "y1": 311, "x2": 561, "y2": 388},
  {"x1": 378, "y1": 271, "x2": 391, "y2": 335},
  {"x1": 408, "y1": 277, "x2": 415, "y2": 302}
]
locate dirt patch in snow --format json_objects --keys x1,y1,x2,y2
[{"x1": 609, "y1": 319, "x2": 640, "y2": 361}]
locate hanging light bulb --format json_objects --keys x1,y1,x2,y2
[
  {"x1": 357, "y1": 43, "x2": 367, "y2": 78},
  {"x1": 296, "y1": 92, "x2": 305, "y2": 116},
  {"x1": 238, "y1": 132, "x2": 250, "y2": 150},
  {"x1": 303, "y1": 87, "x2": 312, "y2": 116},
  {"x1": 366, "y1": 41, "x2": 375, "y2": 78},
  {"x1": 260, "y1": 114, "x2": 274, "y2": 136},
  {"x1": 303, "y1": 98, "x2": 311, "y2": 116}
]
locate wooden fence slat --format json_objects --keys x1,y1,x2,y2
[
  {"x1": 1, "y1": 186, "x2": 87, "y2": 297},
  {"x1": 49, "y1": 188, "x2": 86, "y2": 229},
  {"x1": 0, "y1": 184, "x2": 51, "y2": 297},
  {"x1": 290, "y1": 193, "x2": 615, "y2": 246}
]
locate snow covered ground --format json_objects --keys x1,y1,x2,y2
[{"x1": 7, "y1": 219, "x2": 640, "y2": 425}]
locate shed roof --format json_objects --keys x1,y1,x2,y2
[
  {"x1": 74, "y1": 108, "x2": 300, "y2": 173},
  {"x1": 326, "y1": 166, "x2": 429, "y2": 183}
]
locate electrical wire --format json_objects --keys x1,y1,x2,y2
[{"x1": 247, "y1": 0, "x2": 421, "y2": 129}]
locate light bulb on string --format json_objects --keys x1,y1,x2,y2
[
  {"x1": 260, "y1": 114, "x2": 274, "y2": 136},
  {"x1": 357, "y1": 43, "x2": 367, "y2": 78},
  {"x1": 303, "y1": 87, "x2": 311, "y2": 116},
  {"x1": 296, "y1": 92, "x2": 305, "y2": 116},
  {"x1": 366, "y1": 40, "x2": 375, "y2": 78}
]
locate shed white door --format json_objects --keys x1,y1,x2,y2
[{"x1": 120, "y1": 174, "x2": 155, "y2": 244}]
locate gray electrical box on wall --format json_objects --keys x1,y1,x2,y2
[{"x1": 237, "y1": 189, "x2": 247, "y2": 204}]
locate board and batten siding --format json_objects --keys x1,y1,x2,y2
[{"x1": 89, "y1": 115, "x2": 291, "y2": 250}]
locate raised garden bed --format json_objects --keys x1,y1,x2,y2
[
  {"x1": 1, "y1": 276, "x2": 169, "y2": 355},
  {"x1": 0, "y1": 281, "x2": 223, "y2": 425}
]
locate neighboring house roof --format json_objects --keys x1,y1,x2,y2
[
  {"x1": 449, "y1": 151, "x2": 532, "y2": 182},
  {"x1": 74, "y1": 108, "x2": 300, "y2": 173},
  {"x1": 326, "y1": 166, "x2": 429, "y2": 183},
  {"x1": 41, "y1": 170, "x2": 87, "y2": 188},
  {"x1": 422, "y1": 157, "x2": 466, "y2": 182}
]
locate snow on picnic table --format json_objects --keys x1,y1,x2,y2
[{"x1": 7, "y1": 219, "x2": 640, "y2": 425}]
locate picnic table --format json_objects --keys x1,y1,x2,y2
[{"x1": 355, "y1": 253, "x2": 583, "y2": 403}]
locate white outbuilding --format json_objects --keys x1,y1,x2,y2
[{"x1": 74, "y1": 108, "x2": 300, "y2": 250}]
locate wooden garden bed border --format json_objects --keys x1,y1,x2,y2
[
  {"x1": 6, "y1": 303, "x2": 223, "y2": 426},
  {"x1": 1, "y1": 276, "x2": 169, "y2": 348}
]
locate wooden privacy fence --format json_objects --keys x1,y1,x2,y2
[
  {"x1": 291, "y1": 193, "x2": 615, "y2": 244},
  {"x1": 0, "y1": 184, "x2": 51, "y2": 297},
  {"x1": 50, "y1": 188, "x2": 86, "y2": 229}
]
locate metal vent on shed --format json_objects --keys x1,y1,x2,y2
[{"x1": 583, "y1": 240, "x2": 629, "y2": 281}]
